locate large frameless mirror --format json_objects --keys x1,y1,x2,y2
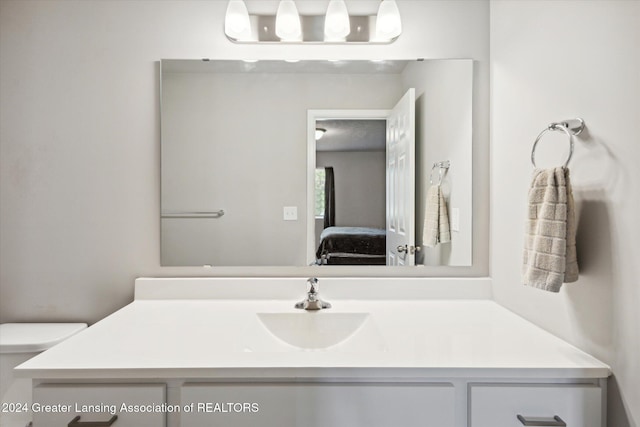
[{"x1": 160, "y1": 59, "x2": 472, "y2": 268}]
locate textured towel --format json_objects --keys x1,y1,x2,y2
[
  {"x1": 523, "y1": 167, "x2": 578, "y2": 292},
  {"x1": 422, "y1": 185, "x2": 451, "y2": 248}
]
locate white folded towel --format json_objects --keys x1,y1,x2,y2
[
  {"x1": 422, "y1": 185, "x2": 451, "y2": 248},
  {"x1": 523, "y1": 167, "x2": 579, "y2": 292}
]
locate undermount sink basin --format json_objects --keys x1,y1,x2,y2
[{"x1": 246, "y1": 312, "x2": 386, "y2": 352}]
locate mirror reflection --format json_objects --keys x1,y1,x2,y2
[
  {"x1": 313, "y1": 118, "x2": 387, "y2": 265},
  {"x1": 160, "y1": 59, "x2": 472, "y2": 267}
]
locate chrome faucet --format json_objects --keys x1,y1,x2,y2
[{"x1": 294, "y1": 278, "x2": 331, "y2": 310}]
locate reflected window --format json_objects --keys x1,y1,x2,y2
[{"x1": 314, "y1": 168, "x2": 326, "y2": 218}]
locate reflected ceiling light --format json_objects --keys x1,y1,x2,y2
[
  {"x1": 275, "y1": 0, "x2": 302, "y2": 41},
  {"x1": 324, "y1": 0, "x2": 351, "y2": 41},
  {"x1": 375, "y1": 0, "x2": 402, "y2": 41},
  {"x1": 315, "y1": 128, "x2": 327, "y2": 140},
  {"x1": 224, "y1": 0, "x2": 252, "y2": 41}
]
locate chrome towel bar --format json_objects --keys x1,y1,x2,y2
[{"x1": 161, "y1": 210, "x2": 225, "y2": 219}]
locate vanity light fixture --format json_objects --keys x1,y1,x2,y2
[
  {"x1": 275, "y1": 0, "x2": 302, "y2": 41},
  {"x1": 315, "y1": 128, "x2": 327, "y2": 140},
  {"x1": 224, "y1": 0, "x2": 252, "y2": 41},
  {"x1": 375, "y1": 0, "x2": 402, "y2": 41},
  {"x1": 324, "y1": 0, "x2": 351, "y2": 41},
  {"x1": 223, "y1": 0, "x2": 402, "y2": 43}
]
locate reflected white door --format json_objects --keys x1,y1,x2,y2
[{"x1": 386, "y1": 88, "x2": 416, "y2": 266}]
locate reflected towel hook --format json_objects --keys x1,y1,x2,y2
[
  {"x1": 430, "y1": 160, "x2": 450, "y2": 186},
  {"x1": 531, "y1": 118, "x2": 585, "y2": 168}
]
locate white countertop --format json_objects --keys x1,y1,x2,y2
[{"x1": 16, "y1": 296, "x2": 610, "y2": 380}]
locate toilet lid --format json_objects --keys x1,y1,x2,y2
[{"x1": 0, "y1": 323, "x2": 87, "y2": 353}]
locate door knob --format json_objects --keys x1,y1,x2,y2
[{"x1": 397, "y1": 245, "x2": 421, "y2": 254}]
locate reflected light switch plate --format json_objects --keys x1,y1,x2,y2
[
  {"x1": 451, "y1": 208, "x2": 460, "y2": 232},
  {"x1": 283, "y1": 206, "x2": 298, "y2": 221}
]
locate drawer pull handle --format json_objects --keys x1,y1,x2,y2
[
  {"x1": 517, "y1": 415, "x2": 566, "y2": 426},
  {"x1": 68, "y1": 415, "x2": 118, "y2": 427}
]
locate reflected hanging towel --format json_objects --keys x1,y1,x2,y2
[
  {"x1": 422, "y1": 185, "x2": 451, "y2": 248},
  {"x1": 523, "y1": 167, "x2": 579, "y2": 292}
]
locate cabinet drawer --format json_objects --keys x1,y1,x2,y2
[
  {"x1": 181, "y1": 382, "x2": 455, "y2": 427},
  {"x1": 32, "y1": 384, "x2": 166, "y2": 427},
  {"x1": 470, "y1": 384, "x2": 602, "y2": 427}
]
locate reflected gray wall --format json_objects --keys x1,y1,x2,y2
[
  {"x1": 162, "y1": 60, "x2": 473, "y2": 267},
  {"x1": 316, "y1": 150, "x2": 386, "y2": 228},
  {"x1": 403, "y1": 60, "x2": 474, "y2": 266},
  {"x1": 161, "y1": 70, "x2": 401, "y2": 266}
]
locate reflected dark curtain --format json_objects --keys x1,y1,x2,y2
[{"x1": 323, "y1": 167, "x2": 335, "y2": 229}]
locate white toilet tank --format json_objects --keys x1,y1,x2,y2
[{"x1": 0, "y1": 323, "x2": 87, "y2": 427}]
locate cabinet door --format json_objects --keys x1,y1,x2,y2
[
  {"x1": 470, "y1": 384, "x2": 602, "y2": 427},
  {"x1": 181, "y1": 382, "x2": 455, "y2": 427},
  {"x1": 32, "y1": 384, "x2": 166, "y2": 427}
]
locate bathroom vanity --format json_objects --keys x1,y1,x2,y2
[{"x1": 15, "y1": 278, "x2": 609, "y2": 427}]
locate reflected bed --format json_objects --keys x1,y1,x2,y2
[{"x1": 316, "y1": 226, "x2": 386, "y2": 265}]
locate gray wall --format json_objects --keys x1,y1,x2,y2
[{"x1": 490, "y1": 1, "x2": 640, "y2": 425}]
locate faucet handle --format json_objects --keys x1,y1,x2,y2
[
  {"x1": 295, "y1": 277, "x2": 331, "y2": 310},
  {"x1": 306, "y1": 277, "x2": 319, "y2": 294}
]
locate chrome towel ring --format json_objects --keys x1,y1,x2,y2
[
  {"x1": 531, "y1": 118, "x2": 585, "y2": 168},
  {"x1": 430, "y1": 160, "x2": 450, "y2": 185}
]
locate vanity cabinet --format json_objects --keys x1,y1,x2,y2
[
  {"x1": 31, "y1": 384, "x2": 166, "y2": 427},
  {"x1": 469, "y1": 384, "x2": 603, "y2": 427},
  {"x1": 17, "y1": 292, "x2": 609, "y2": 427},
  {"x1": 179, "y1": 382, "x2": 455, "y2": 427},
  {"x1": 28, "y1": 380, "x2": 605, "y2": 427}
]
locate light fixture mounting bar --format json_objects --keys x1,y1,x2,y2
[{"x1": 227, "y1": 14, "x2": 397, "y2": 43}]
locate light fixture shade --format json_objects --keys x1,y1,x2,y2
[
  {"x1": 275, "y1": 0, "x2": 302, "y2": 41},
  {"x1": 315, "y1": 128, "x2": 326, "y2": 140},
  {"x1": 224, "y1": 0, "x2": 252, "y2": 41},
  {"x1": 375, "y1": 0, "x2": 402, "y2": 41},
  {"x1": 324, "y1": 0, "x2": 351, "y2": 41}
]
